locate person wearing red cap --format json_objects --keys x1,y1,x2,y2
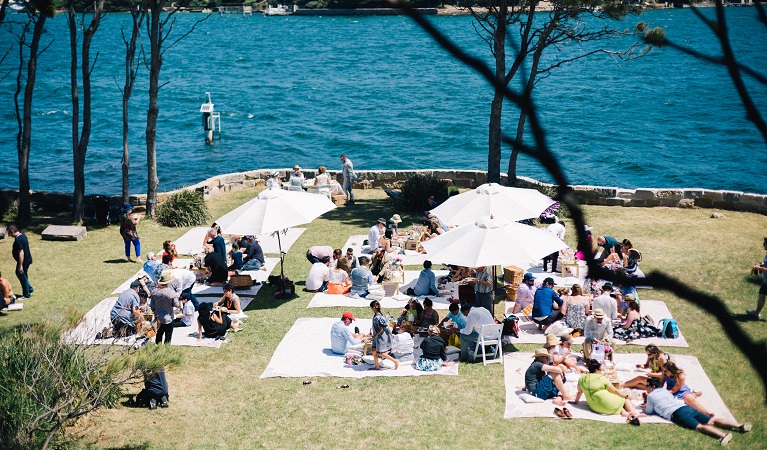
[{"x1": 330, "y1": 311, "x2": 366, "y2": 355}]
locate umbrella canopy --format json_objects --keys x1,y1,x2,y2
[
  {"x1": 215, "y1": 188, "x2": 335, "y2": 236},
  {"x1": 429, "y1": 183, "x2": 555, "y2": 226},
  {"x1": 420, "y1": 216, "x2": 568, "y2": 268}
]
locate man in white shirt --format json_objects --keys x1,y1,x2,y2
[
  {"x1": 330, "y1": 311, "x2": 366, "y2": 355},
  {"x1": 513, "y1": 272, "x2": 538, "y2": 314},
  {"x1": 542, "y1": 220, "x2": 566, "y2": 273},
  {"x1": 306, "y1": 256, "x2": 331, "y2": 292},
  {"x1": 592, "y1": 282, "x2": 618, "y2": 321},
  {"x1": 367, "y1": 218, "x2": 386, "y2": 252},
  {"x1": 171, "y1": 267, "x2": 199, "y2": 310},
  {"x1": 458, "y1": 303, "x2": 496, "y2": 362},
  {"x1": 583, "y1": 308, "x2": 613, "y2": 360},
  {"x1": 340, "y1": 154, "x2": 355, "y2": 204}
]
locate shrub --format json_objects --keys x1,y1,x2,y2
[
  {"x1": 156, "y1": 190, "x2": 211, "y2": 227},
  {"x1": 399, "y1": 174, "x2": 450, "y2": 213}
]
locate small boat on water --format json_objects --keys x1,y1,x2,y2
[{"x1": 264, "y1": 4, "x2": 292, "y2": 16}]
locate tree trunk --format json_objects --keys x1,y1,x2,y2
[
  {"x1": 72, "y1": 0, "x2": 104, "y2": 223},
  {"x1": 122, "y1": 3, "x2": 143, "y2": 205},
  {"x1": 145, "y1": 0, "x2": 163, "y2": 218},
  {"x1": 0, "y1": 0, "x2": 10, "y2": 26},
  {"x1": 16, "y1": 14, "x2": 47, "y2": 227},
  {"x1": 68, "y1": 3, "x2": 81, "y2": 221},
  {"x1": 487, "y1": 0, "x2": 507, "y2": 184}
]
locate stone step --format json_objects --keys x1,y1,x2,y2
[{"x1": 41, "y1": 225, "x2": 87, "y2": 241}]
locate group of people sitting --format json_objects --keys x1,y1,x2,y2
[
  {"x1": 513, "y1": 270, "x2": 658, "y2": 344},
  {"x1": 524, "y1": 343, "x2": 751, "y2": 445},
  {"x1": 329, "y1": 295, "x2": 501, "y2": 370}
]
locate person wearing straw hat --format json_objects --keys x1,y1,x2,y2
[
  {"x1": 152, "y1": 269, "x2": 180, "y2": 345},
  {"x1": 118, "y1": 204, "x2": 142, "y2": 263},
  {"x1": 387, "y1": 214, "x2": 402, "y2": 234},
  {"x1": 525, "y1": 348, "x2": 570, "y2": 405},
  {"x1": 583, "y1": 308, "x2": 613, "y2": 360}
]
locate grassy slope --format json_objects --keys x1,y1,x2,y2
[{"x1": 1, "y1": 189, "x2": 765, "y2": 449}]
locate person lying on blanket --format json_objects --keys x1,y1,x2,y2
[
  {"x1": 644, "y1": 377, "x2": 751, "y2": 446},
  {"x1": 524, "y1": 348, "x2": 571, "y2": 405}
]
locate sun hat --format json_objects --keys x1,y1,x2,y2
[
  {"x1": 593, "y1": 308, "x2": 605, "y2": 319},
  {"x1": 293, "y1": 165, "x2": 301, "y2": 170},
  {"x1": 602, "y1": 282, "x2": 613, "y2": 291},
  {"x1": 533, "y1": 348, "x2": 550, "y2": 359},
  {"x1": 121, "y1": 203, "x2": 133, "y2": 212},
  {"x1": 157, "y1": 269, "x2": 175, "y2": 286},
  {"x1": 390, "y1": 214, "x2": 402, "y2": 224},
  {"x1": 342, "y1": 311, "x2": 355, "y2": 321},
  {"x1": 523, "y1": 273, "x2": 535, "y2": 281},
  {"x1": 377, "y1": 218, "x2": 387, "y2": 225},
  {"x1": 271, "y1": 170, "x2": 279, "y2": 177},
  {"x1": 545, "y1": 333, "x2": 559, "y2": 347},
  {"x1": 624, "y1": 293, "x2": 636, "y2": 302}
]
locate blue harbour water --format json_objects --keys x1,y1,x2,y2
[{"x1": 0, "y1": 7, "x2": 765, "y2": 195}]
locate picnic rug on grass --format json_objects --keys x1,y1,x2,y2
[
  {"x1": 63, "y1": 296, "x2": 259, "y2": 348},
  {"x1": 260, "y1": 317, "x2": 459, "y2": 378},
  {"x1": 504, "y1": 352, "x2": 735, "y2": 423},
  {"x1": 506, "y1": 300, "x2": 688, "y2": 348}
]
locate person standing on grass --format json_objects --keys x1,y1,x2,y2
[
  {"x1": 340, "y1": 154, "x2": 355, "y2": 204},
  {"x1": 7, "y1": 224, "x2": 33, "y2": 299},
  {"x1": 369, "y1": 300, "x2": 398, "y2": 370},
  {"x1": 119, "y1": 204, "x2": 142, "y2": 263},
  {"x1": 747, "y1": 237, "x2": 767, "y2": 320},
  {"x1": 152, "y1": 269, "x2": 180, "y2": 345},
  {"x1": 644, "y1": 377, "x2": 751, "y2": 446},
  {"x1": 469, "y1": 266, "x2": 493, "y2": 313}
]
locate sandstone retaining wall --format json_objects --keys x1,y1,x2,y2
[{"x1": 2, "y1": 169, "x2": 765, "y2": 216}]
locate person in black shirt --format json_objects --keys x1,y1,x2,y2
[
  {"x1": 242, "y1": 235, "x2": 266, "y2": 271},
  {"x1": 6, "y1": 224, "x2": 33, "y2": 299},
  {"x1": 203, "y1": 247, "x2": 228, "y2": 286}
]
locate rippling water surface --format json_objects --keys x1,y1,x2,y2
[{"x1": 0, "y1": 7, "x2": 765, "y2": 195}]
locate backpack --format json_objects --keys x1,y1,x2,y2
[
  {"x1": 657, "y1": 318, "x2": 679, "y2": 339},
  {"x1": 502, "y1": 315, "x2": 520, "y2": 338}
]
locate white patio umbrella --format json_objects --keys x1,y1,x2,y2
[
  {"x1": 420, "y1": 216, "x2": 568, "y2": 269},
  {"x1": 215, "y1": 189, "x2": 336, "y2": 296},
  {"x1": 216, "y1": 188, "x2": 335, "y2": 236},
  {"x1": 429, "y1": 183, "x2": 556, "y2": 227}
]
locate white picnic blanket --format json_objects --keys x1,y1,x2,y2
[
  {"x1": 526, "y1": 264, "x2": 587, "y2": 288},
  {"x1": 173, "y1": 227, "x2": 306, "y2": 256},
  {"x1": 191, "y1": 257, "x2": 278, "y2": 297},
  {"x1": 342, "y1": 234, "x2": 428, "y2": 267},
  {"x1": 504, "y1": 352, "x2": 734, "y2": 423},
  {"x1": 62, "y1": 297, "x2": 227, "y2": 348},
  {"x1": 504, "y1": 300, "x2": 689, "y2": 348},
  {"x1": 260, "y1": 317, "x2": 459, "y2": 378}
]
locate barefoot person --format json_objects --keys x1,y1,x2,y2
[
  {"x1": 747, "y1": 237, "x2": 767, "y2": 320},
  {"x1": 369, "y1": 300, "x2": 398, "y2": 370}
]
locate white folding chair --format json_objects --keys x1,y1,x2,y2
[
  {"x1": 311, "y1": 184, "x2": 332, "y2": 200},
  {"x1": 472, "y1": 323, "x2": 504, "y2": 365}
]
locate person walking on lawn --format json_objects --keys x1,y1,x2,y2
[
  {"x1": 747, "y1": 237, "x2": 767, "y2": 320},
  {"x1": 7, "y1": 224, "x2": 33, "y2": 299}
]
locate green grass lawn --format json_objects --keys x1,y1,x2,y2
[{"x1": 2, "y1": 188, "x2": 766, "y2": 449}]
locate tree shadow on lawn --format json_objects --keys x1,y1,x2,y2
[
  {"x1": 243, "y1": 283, "x2": 297, "y2": 311},
  {"x1": 321, "y1": 198, "x2": 419, "y2": 230}
]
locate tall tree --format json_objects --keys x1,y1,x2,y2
[
  {"x1": 120, "y1": 1, "x2": 146, "y2": 204},
  {"x1": 468, "y1": 0, "x2": 647, "y2": 184},
  {"x1": 67, "y1": 0, "x2": 105, "y2": 222},
  {"x1": 144, "y1": 0, "x2": 207, "y2": 217},
  {"x1": 12, "y1": 0, "x2": 56, "y2": 226}
]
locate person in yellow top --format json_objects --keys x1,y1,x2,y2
[{"x1": 571, "y1": 359, "x2": 642, "y2": 425}]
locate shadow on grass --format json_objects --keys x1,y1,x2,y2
[
  {"x1": 104, "y1": 259, "x2": 131, "y2": 264},
  {"x1": 243, "y1": 284, "x2": 298, "y2": 311},
  {"x1": 732, "y1": 313, "x2": 763, "y2": 323},
  {"x1": 105, "y1": 444, "x2": 150, "y2": 450},
  {"x1": 743, "y1": 275, "x2": 762, "y2": 285}
]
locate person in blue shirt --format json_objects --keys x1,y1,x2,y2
[
  {"x1": 531, "y1": 277, "x2": 563, "y2": 331},
  {"x1": 645, "y1": 377, "x2": 750, "y2": 445},
  {"x1": 330, "y1": 312, "x2": 366, "y2": 355},
  {"x1": 350, "y1": 256, "x2": 375, "y2": 297},
  {"x1": 407, "y1": 260, "x2": 439, "y2": 297}
]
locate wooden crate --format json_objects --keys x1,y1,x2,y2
[
  {"x1": 503, "y1": 265, "x2": 524, "y2": 285},
  {"x1": 230, "y1": 274, "x2": 253, "y2": 289},
  {"x1": 505, "y1": 285, "x2": 518, "y2": 302},
  {"x1": 331, "y1": 194, "x2": 347, "y2": 205}
]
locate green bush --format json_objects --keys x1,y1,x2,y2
[
  {"x1": 399, "y1": 174, "x2": 450, "y2": 213},
  {"x1": 156, "y1": 190, "x2": 211, "y2": 227}
]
